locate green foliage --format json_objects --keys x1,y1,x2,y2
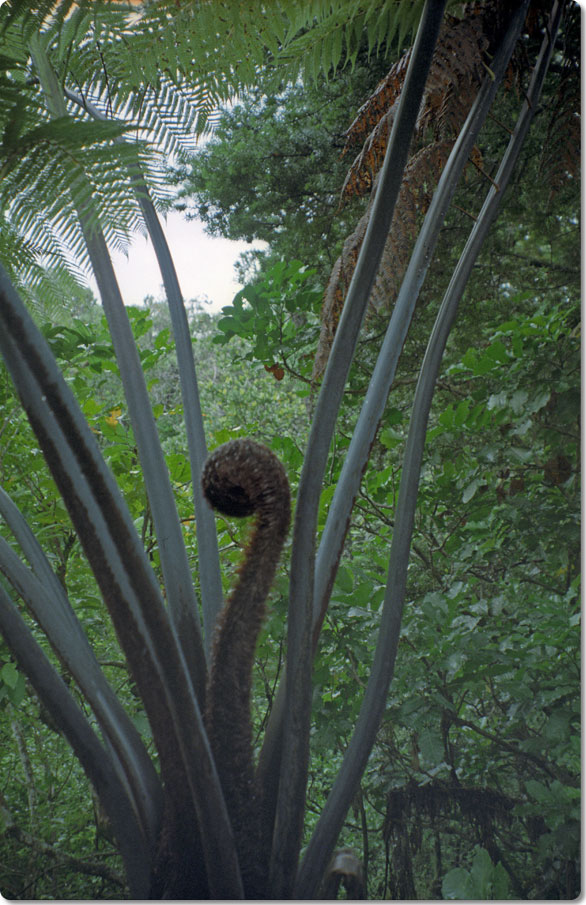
[
  {"x1": 214, "y1": 260, "x2": 322, "y2": 380},
  {"x1": 442, "y1": 847, "x2": 510, "y2": 900},
  {"x1": 0, "y1": 661, "x2": 25, "y2": 708},
  {"x1": 171, "y1": 59, "x2": 389, "y2": 280},
  {"x1": 277, "y1": 0, "x2": 427, "y2": 79},
  {"x1": 0, "y1": 93, "x2": 151, "y2": 283},
  {"x1": 0, "y1": 694, "x2": 126, "y2": 898},
  {"x1": 359, "y1": 300, "x2": 579, "y2": 898}
]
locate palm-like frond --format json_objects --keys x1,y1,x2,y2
[
  {"x1": 0, "y1": 0, "x2": 279, "y2": 292},
  {"x1": 0, "y1": 0, "x2": 440, "y2": 300},
  {"x1": 1, "y1": 108, "x2": 148, "y2": 285},
  {"x1": 277, "y1": 0, "x2": 428, "y2": 80},
  {"x1": 0, "y1": 211, "x2": 84, "y2": 313}
]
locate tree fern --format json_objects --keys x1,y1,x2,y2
[{"x1": 0, "y1": 0, "x2": 570, "y2": 898}]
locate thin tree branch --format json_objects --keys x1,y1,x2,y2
[
  {"x1": 450, "y1": 716, "x2": 559, "y2": 781},
  {"x1": 3, "y1": 819, "x2": 126, "y2": 890}
]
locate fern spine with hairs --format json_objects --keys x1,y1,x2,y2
[{"x1": 202, "y1": 438, "x2": 290, "y2": 897}]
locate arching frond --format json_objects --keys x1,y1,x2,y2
[
  {"x1": 0, "y1": 213, "x2": 85, "y2": 315},
  {"x1": 0, "y1": 0, "x2": 459, "y2": 306},
  {"x1": 0, "y1": 0, "x2": 292, "y2": 296}
]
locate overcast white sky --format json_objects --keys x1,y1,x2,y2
[{"x1": 89, "y1": 211, "x2": 265, "y2": 313}]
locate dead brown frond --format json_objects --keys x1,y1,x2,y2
[
  {"x1": 340, "y1": 100, "x2": 398, "y2": 204},
  {"x1": 343, "y1": 50, "x2": 412, "y2": 154},
  {"x1": 416, "y1": 15, "x2": 488, "y2": 139},
  {"x1": 313, "y1": 10, "x2": 490, "y2": 378},
  {"x1": 370, "y1": 141, "x2": 454, "y2": 312},
  {"x1": 312, "y1": 138, "x2": 454, "y2": 380}
]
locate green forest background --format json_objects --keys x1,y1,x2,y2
[{"x1": 0, "y1": 1, "x2": 580, "y2": 899}]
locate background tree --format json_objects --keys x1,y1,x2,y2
[{"x1": 171, "y1": 57, "x2": 390, "y2": 281}]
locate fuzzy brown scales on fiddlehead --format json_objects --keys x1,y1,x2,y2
[{"x1": 201, "y1": 438, "x2": 290, "y2": 898}]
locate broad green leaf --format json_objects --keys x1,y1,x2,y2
[
  {"x1": 1, "y1": 661, "x2": 19, "y2": 689},
  {"x1": 442, "y1": 867, "x2": 472, "y2": 899}
]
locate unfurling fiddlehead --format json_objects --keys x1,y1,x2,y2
[{"x1": 202, "y1": 438, "x2": 290, "y2": 898}]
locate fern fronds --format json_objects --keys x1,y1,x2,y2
[
  {"x1": 0, "y1": 212, "x2": 85, "y2": 314},
  {"x1": 277, "y1": 0, "x2": 426, "y2": 82},
  {"x1": 2, "y1": 112, "x2": 148, "y2": 270}
]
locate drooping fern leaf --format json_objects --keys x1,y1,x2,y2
[
  {"x1": 0, "y1": 0, "x2": 278, "y2": 298},
  {"x1": 277, "y1": 0, "x2": 427, "y2": 82},
  {"x1": 1, "y1": 110, "x2": 149, "y2": 286},
  {"x1": 0, "y1": 212, "x2": 85, "y2": 316}
]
